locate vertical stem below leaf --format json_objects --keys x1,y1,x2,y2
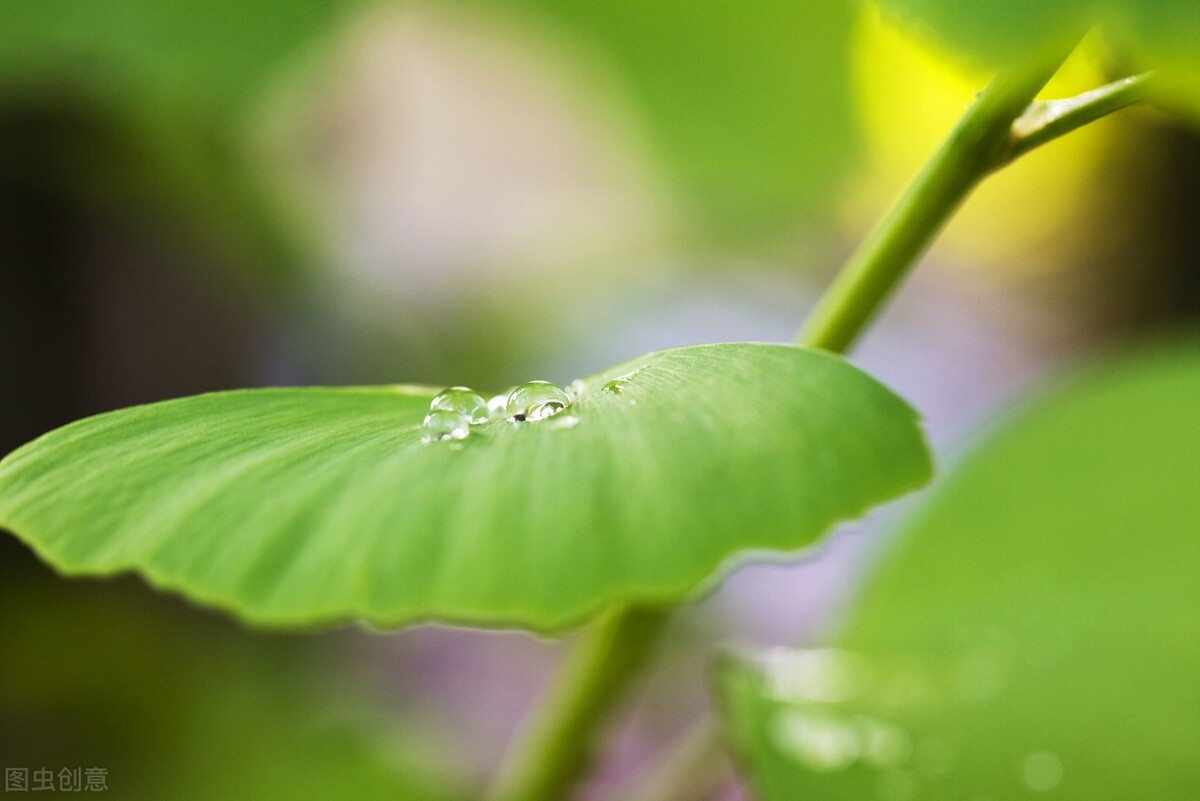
[
  {"x1": 491, "y1": 40, "x2": 1086, "y2": 801},
  {"x1": 487, "y1": 606, "x2": 667, "y2": 801}
]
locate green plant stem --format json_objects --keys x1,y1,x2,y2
[
  {"x1": 616, "y1": 49, "x2": 1117, "y2": 801},
  {"x1": 797, "y1": 47, "x2": 1071, "y2": 352},
  {"x1": 1006, "y1": 72, "x2": 1157, "y2": 163},
  {"x1": 487, "y1": 606, "x2": 668, "y2": 801},
  {"x1": 491, "y1": 50, "x2": 1161, "y2": 801}
]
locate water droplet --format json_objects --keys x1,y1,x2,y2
[
  {"x1": 422, "y1": 409, "x2": 470, "y2": 443},
  {"x1": 876, "y1": 770, "x2": 918, "y2": 801},
  {"x1": 430, "y1": 387, "x2": 488, "y2": 425},
  {"x1": 550, "y1": 415, "x2": 580, "y2": 430},
  {"x1": 566, "y1": 379, "x2": 587, "y2": 399},
  {"x1": 507, "y1": 381, "x2": 570, "y2": 422},
  {"x1": 486, "y1": 390, "x2": 513, "y2": 420},
  {"x1": 1022, "y1": 751, "x2": 1063, "y2": 793},
  {"x1": 858, "y1": 717, "x2": 912, "y2": 769},
  {"x1": 772, "y1": 710, "x2": 861, "y2": 772},
  {"x1": 601, "y1": 366, "x2": 648, "y2": 394}
]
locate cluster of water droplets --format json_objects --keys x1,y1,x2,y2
[{"x1": 421, "y1": 381, "x2": 575, "y2": 444}]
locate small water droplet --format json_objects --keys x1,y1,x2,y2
[
  {"x1": 772, "y1": 710, "x2": 861, "y2": 772},
  {"x1": 566, "y1": 379, "x2": 587, "y2": 399},
  {"x1": 603, "y1": 367, "x2": 649, "y2": 393},
  {"x1": 430, "y1": 387, "x2": 488, "y2": 424},
  {"x1": 550, "y1": 415, "x2": 580, "y2": 430},
  {"x1": 1022, "y1": 751, "x2": 1063, "y2": 793},
  {"x1": 507, "y1": 381, "x2": 570, "y2": 422},
  {"x1": 422, "y1": 409, "x2": 470, "y2": 443}
]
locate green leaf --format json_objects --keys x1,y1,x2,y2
[
  {"x1": 718, "y1": 341, "x2": 1200, "y2": 799},
  {"x1": 874, "y1": 0, "x2": 1200, "y2": 115},
  {"x1": 872, "y1": 0, "x2": 1093, "y2": 66},
  {"x1": 0, "y1": 343, "x2": 931, "y2": 632}
]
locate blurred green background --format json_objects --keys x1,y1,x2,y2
[{"x1": 1, "y1": 1, "x2": 1196, "y2": 798}]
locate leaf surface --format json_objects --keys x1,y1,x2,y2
[
  {"x1": 0, "y1": 343, "x2": 931, "y2": 632},
  {"x1": 719, "y1": 341, "x2": 1200, "y2": 799}
]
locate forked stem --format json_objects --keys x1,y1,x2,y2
[
  {"x1": 798, "y1": 46, "x2": 1073, "y2": 351},
  {"x1": 491, "y1": 43, "x2": 1163, "y2": 801}
]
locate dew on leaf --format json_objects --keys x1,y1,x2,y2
[
  {"x1": 507, "y1": 381, "x2": 570, "y2": 422},
  {"x1": 422, "y1": 409, "x2": 470, "y2": 444},
  {"x1": 566, "y1": 379, "x2": 587, "y2": 399},
  {"x1": 603, "y1": 378, "x2": 629, "y2": 394},
  {"x1": 550, "y1": 415, "x2": 580, "y2": 430},
  {"x1": 487, "y1": 390, "x2": 513, "y2": 420},
  {"x1": 430, "y1": 387, "x2": 489, "y2": 424}
]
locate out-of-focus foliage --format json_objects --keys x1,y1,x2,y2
[
  {"x1": 0, "y1": 572, "x2": 463, "y2": 801},
  {"x1": 846, "y1": 15, "x2": 1122, "y2": 275},
  {"x1": 876, "y1": 0, "x2": 1200, "y2": 115},
  {"x1": 0, "y1": 0, "x2": 867, "y2": 257},
  {"x1": 0, "y1": 0, "x2": 343, "y2": 117},
  {"x1": 719, "y1": 339, "x2": 1200, "y2": 799},
  {"x1": 0, "y1": 1, "x2": 351, "y2": 286},
  {"x1": 508, "y1": 0, "x2": 860, "y2": 235},
  {"x1": 0, "y1": 345, "x2": 931, "y2": 632}
]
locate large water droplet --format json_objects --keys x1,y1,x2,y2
[
  {"x1": 430, "y1": 387, "x2": 488, "y2": 425},
  {"x1": 507, "y1": 381, "x2": 570, "y2": 422},
  {"x1": 422, "y1": 409, "x2": 470, "y2": 444},
  {"x1": 1022, "y1": 751, "x2": 1063, "y2": 792}
]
